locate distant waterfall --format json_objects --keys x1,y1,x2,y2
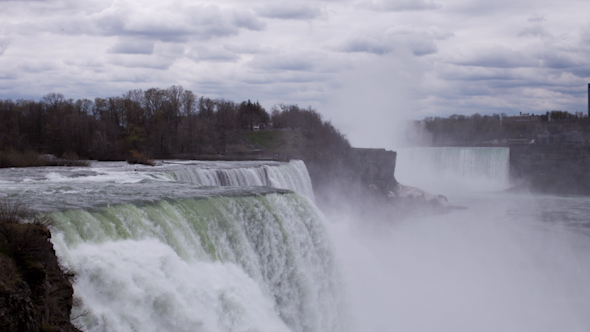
[
  {"x1": 167, "y1": 160, "x2": 315, "y2": 200},
  {"x1": 396, "y1": 147, "x2": 510, "y2": 193},
  {"x1": 50, "y1": 193, "x2": 346, "y2": 332}
]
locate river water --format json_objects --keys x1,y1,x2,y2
[{"x1": 1, "y1": 150, "x2": 589, "y2": 332}]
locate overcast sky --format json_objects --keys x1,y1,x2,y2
[{"x1": 1, "y1": 0, "x2": 589, "y2": 147}]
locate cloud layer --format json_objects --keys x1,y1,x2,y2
[{"x1": 1, "y1": 0, "x2": 589, "y2": 148}]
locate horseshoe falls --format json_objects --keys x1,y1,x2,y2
[
  {"x1": 0, "y1": 161, "x2": 345, "y2": 332},
  {"x1": 395, "y1": 147, "x2": 510, "y2": 194}
]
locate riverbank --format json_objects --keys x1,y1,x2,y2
[{"x1": 0, "y1": 151, "x2": 89, "y2": 168}]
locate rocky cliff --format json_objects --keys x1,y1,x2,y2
[
  {"x1": 0, "y1": 214, "x2": 80, "y2": 332},
  {"x1": 305, "y1": 147, "x2": 449, "y2": 219},
  {"x1": 510, "y1": 145, "x2": 590, "y2": 195}
]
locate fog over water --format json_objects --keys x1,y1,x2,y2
[{"x1": 327, "y1": 147, "x2": 590, "y2": 331}]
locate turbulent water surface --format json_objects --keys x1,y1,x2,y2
[{"x1": 1, "y1": 151, "x2": 590, "y2": 332}]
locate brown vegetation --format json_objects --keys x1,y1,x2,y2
[
  {"x1": 126, "y1": 150, "x2": 155, "y2": 166},
  {"x1": 0, "y1": 150, "x2": 89, "y2": 168},
  {"x1": 0, "y1": 150, "x2": 46, "y2": 168}
]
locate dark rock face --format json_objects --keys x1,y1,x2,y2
[
  {"x1": 0, "y1": 223, "x2": 81, "y2": 332},
  {"x1": 0, "y1": 282, "x2": 39, "y2": 332},
  {"x1": 304, "y1": 147, "x2": 451, "y2": 219},
  {"x1": 304, "y1": 148, "x2": 397, "y2": 208},
  {"x1": 345, "y1": 148, "x2": 398, "y2": 194},
  {"x1": 510, "y1": 145, "x2": 590, "y2": 195}
]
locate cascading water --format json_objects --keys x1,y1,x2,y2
[
  {"x1": 50, "y1": 194, "x2": 344, "y2": 332},
  {"x1": 165, "y1": 160, "x2": 315, "y2": 201},
  {"x1": 395, "y1": 147, "x2": 510, "y2": 194},
  {"x1": 0, "y1": 160, "x2": 341, "y2": 332}
]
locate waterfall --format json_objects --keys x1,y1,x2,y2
[
  {"x1": 166, "y1": 160, "x2": 315, "y2": 201},
  {"x1": 396, "y1": 147, "x2": 510, "y2": 193},
  {"x1": 49, "y1": 192, "x2": 346, "y2": 332}
]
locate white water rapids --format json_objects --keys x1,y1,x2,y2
[
  {"x1": 0, "y1": 160, "x2": 344, "y2": 332},
  {"x1": 1, "y1": 151, "x2": 590, "y2": 332}
]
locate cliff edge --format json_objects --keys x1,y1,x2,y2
[{"x1": 0, "y1": 205, "x2": 81, "y2": 332}]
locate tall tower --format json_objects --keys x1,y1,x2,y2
[{"x1": 588, "y1": 83, "x2": 590, "y2": 117}]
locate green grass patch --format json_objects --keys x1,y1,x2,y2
[{"x1": 242, "y1": 131, "x2": 286, "y2": 150}]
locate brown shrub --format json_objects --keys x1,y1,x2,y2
[
  {"x1": 0, "y1": 150, "x2": 46, "y2": 168},
  {"x1": 126, "y1": 150, "x2": 155, "y2": 166}
]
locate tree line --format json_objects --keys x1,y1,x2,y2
[
  {"x1": 0, "y1": 86, "x2": 349, "y2": 160},
  {"x1": 408, "y1": 111, "x2": 590, "y2": 146}
]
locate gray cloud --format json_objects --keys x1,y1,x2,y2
[
  {"x1": 188, "y1": 46, "x2": 240, "y2": 63},
  {"x1": 518, "y1": 25, "x2": 550, "y2": 38},
  {"x1": 19, "y1": 61, "x2": 60, "y2": 73},
  {"x1": 340, "y1": 36, "x2": 392, "y2": 54},
  {"x1": 24, "y1": 3, "x2": 267, "y2": 43},
  {"x1": 251, "y1": 55, "x2": 317, "y2": 71},
  {"x1": 537, "y1": 51, "x2": 584, "y2": 70},
  {"x1": 406, "y1": 39, "x2": 438, "y2": 56},
  {"x1": 452, "y1": 47, "x2": 538, "y2": 68},
  {"x1": 339, "y1": 27, "x2": 450, "y2": 56},
  {"x1": 63, "y1": 58, "x2": 104, "y2": 71},
  {"x1": 108, "y1": 54, "x2": 175, "y2": 70},
  {"x1": 0, "y1": 38, "x2": 9, "y2": 56},
  {"x1": 438, "y1": 65, "x2": 517, "y2": 82},
  {"x1": 248, "y1": 50, "x2": 345, "y2": 78},
  {"x1": 527, "y1": 13, "x2": 546, "y2": 22},
  {"x1": 232, "y1": 11, "x2": 266, "y2": 30},
  {"x1": 357, "y1": 0, "x2": 441, "y2": 11},
  {"x1": 224, "y1": 44, "x2": 267, "y2": 55},
  {"x1": 108, "y1": 39, "x2": 154, "y2": 55},
  {"x1": 569, "y1": 67, "x2": 590, "y2": 79},
  {"x1": 0, "y1": 71, "x2": 17, "y2": 80},
  {"x1": 256, "y1": 3, "x2": 323, "y2": 20}
]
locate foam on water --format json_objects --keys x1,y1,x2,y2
[
  {"x1": 167, "y1": 160, "x2": 315, "y2": 200},
  {"x1": 67, "y1": 239, "x2": 292, "y2": 332},
  {"x1": 50, "y1": 194, "x2": 347, "y2": 332}
]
